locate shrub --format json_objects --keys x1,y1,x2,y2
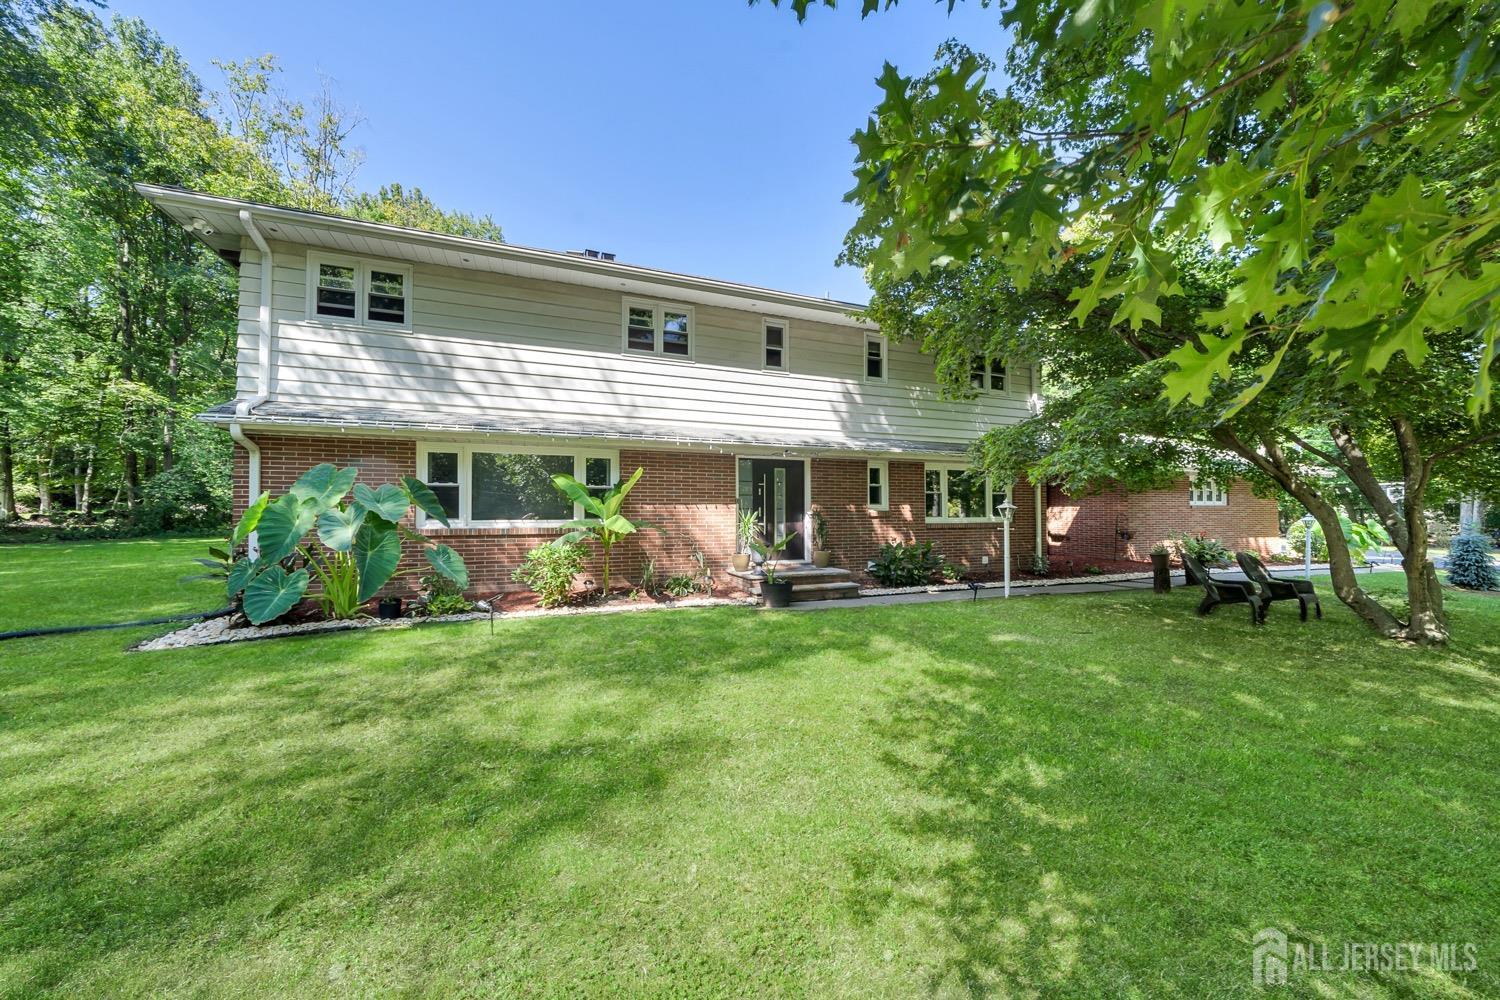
[
  {"x1": 638, "y1": 558, "x2": 658, "y2": 595},
  {"x1": 1029, "y1": 550, "x2": 1051, "y2": 576},
  {"x1": 140, "y1": 465, "x2": 231, "y2": 533},
  {"x1": 512, "y1": 541, "x2": 587, "y2": 607},
  {"x1": 420, "y1": 572, "x2": 473, "y2": 616},
  {"x1": 1447, "y1": 533, "x2": 1498, "y2": 591},
  {"x1": 1176, "y1": 533, "x2": 1232, "y2": 566},
  {"x1": 664, "y1": 575, "x2": 697, "y2": 598},
  {"x1": 940, "y1": 561, "x2": 966, "y2": 583},
  {"x1": 869, "y1": 540, "x2": 943, "y2": 586}
]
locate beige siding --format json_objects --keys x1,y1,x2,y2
[{"x1": 239, "y1": 240, "x2": 1035, "y2": 448}]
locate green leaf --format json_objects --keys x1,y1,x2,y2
[
  {"x1": 232, "y1": 492, "x2": 270, "y2": 546},
  {"x1": 601, "y1": 514, "x2": 637, "y2": 536},
  {"x1": 1161, "y1": 331, "x2": 1244, "y2": 407},
  {"x1": 401, "y1": 477, "x2": 450, "y2": 527},
  {"x1": 351, "y1": 483, "x2": 410, "y2": 523},
  {"x1": 550, "y1": 473, "x2": 606, "y2": 518},
  {"x1": 288, "y1": 464, "x2": 358, "y2": 510},
  {"x1": 226, "y1": 557, "x2": 262, "y2": 599},
  {"x1": 353, "y1": 519, "x2": 403, "y2": 602},
  {"x1": 602, "y1": 467, "x2": 643, "y2": 518},
  {"x1": 316, "y1": 506, "x2": 365, "y2": 552},
  {"x1": 424, "y1": 544, "x2": 468, "y2": 591},
  {"x1": 242, "y1": 565, "x2": 309, "y2": 624},
  {"x1": 255, "y1": 495, "x2": 318, "y2": 564},
  {"x1": 207, "y1": 546, "x2": 231, "y2": 562}
]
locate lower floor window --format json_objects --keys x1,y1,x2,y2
[
  {"x1": 924, "y1": 465, "x2": 1010, "y2": 522},
  {"x1": 418, "y1": 445, "x2": 618, "y2": 526},
  {"x1": 1189, "y1": 479, "x2": 1228, "y2": 506}
]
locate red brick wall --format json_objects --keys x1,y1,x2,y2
[
  {"x1": 1123, "y1": 478, "x2": 1281, "y2": 560},
  {"x1": 233, "y1": 434, "x2": 738, "y2": 596},
  {"x1": 810, "y1": 458, "x2": 1038, "y2": 581},
  {"x1": 1044, "y1": 478, "x2": 1282, "y2": 564}
]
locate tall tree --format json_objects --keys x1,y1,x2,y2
[{"x1": 774, "y1": 1, "x2": 1498, "y2": 644}]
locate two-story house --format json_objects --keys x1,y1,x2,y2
[{"x1": 138, "y1": 184, "x2": 1280, "y2": 598}]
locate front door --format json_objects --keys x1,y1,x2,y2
[{"x1": 739, "y1": 458, "x2": 806, "y2": 560}]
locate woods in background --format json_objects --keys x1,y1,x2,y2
[{"x1": 0, "y1": 0, "x2": 502, "y2": 537}]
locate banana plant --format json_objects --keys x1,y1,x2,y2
[
  {"x1": 217, "y1": 464, "x2": 469, "y2": 624},
  {"x1": 549, "y1": 467, "x2": 657, "y2": 597}
]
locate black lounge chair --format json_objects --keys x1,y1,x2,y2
[
  {"x1": 1181, "y1": 553, "x2": 1264, "y2": 625},
  {"x1": 1236, "y1": 551, "x2": 1322, "y2": 621}
]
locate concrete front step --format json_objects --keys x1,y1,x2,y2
[{"x1": 727, "y1": 562, "x2": 862, "y2": 602}]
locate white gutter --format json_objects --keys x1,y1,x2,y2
[{"x1": 231, "y1": 209, "x2": 274, "y2": 559}]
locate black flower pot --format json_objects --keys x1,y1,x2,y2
[
  {"x1": 377, "y1": 597, "x2": 403, "y2": 620},
  {"x1": 1151, "y1": 552, "x2": 1172, "y2": 593},
  {"x1": 761, "y1": 580, "x2": 795, "y2": 608}
]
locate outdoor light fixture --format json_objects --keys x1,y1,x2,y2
[
  {"x1": 1302, "y1": 512, "x2": 1317, "y2": 581},
  {"x1": 997, "y1": 499, "x2": 1017, "y2": 598},
  {"x1": 187, "y1": 217, "x2": 214, "y2": 236}
]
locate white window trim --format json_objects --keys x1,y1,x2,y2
[
  {"x1": 1189, "y1": 479, "x2": 1229, "y2": 506},
  {"x1": 762, "y1": 317, "x2": 790, "y2": 372},
  {"x1": 621, "y1": 297, "x2": 695, "y2": 361},
  {"x1": 415, "y1": 442, "x2": 620, "y2": 529},
  {"x1": 864, "y1": 333, "x2": 888, "y2": 383},
  {"x1": 867, "y1": 460, "x2": 889, "y2": 511},
  {"x1": 923, "y1": 463, "x2": 1012, "y2": 524},
  {"x1": 305, "y1": 252, "x2": 413, "y2": 331}
]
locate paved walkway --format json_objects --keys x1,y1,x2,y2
[{"x1": 787, "y1": 563, "x2": 1400, "y2": 611}]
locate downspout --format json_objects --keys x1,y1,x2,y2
[{"x1": 231, "y1": 209, "x2": 274, "y2": 558}]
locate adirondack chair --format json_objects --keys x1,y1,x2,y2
[
  {"x1": 1181, "y1": 553, "x2": 1264, "y2": 625},
  {"x1": 1236, "y1": 551, "x2": 1322, "y2": 621}
]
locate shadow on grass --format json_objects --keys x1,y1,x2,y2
[{"x1": 842, "y1": 590, "x2": 1500, "y2": 996}]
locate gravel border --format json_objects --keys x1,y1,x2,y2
[
  {"x1": 133, "y1": 594, "x2": 758, "y2": 651},
  {"x1": 859, "y1": 570, "x2": 1155, "y2": 598}
]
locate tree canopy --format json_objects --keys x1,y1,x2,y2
[{"x1": 0, "y1": 3, "x2": 501, "y2": 532}]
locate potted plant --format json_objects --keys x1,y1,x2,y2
[
  {"x1": 750, "y1": 530, "x2": 799, "y2": 608},
  {"x1": 1149, "y1": 542, "x2": 1172, "y2": 593},
  {"x1": 733, "y1": 509, "x2": 759, "y2": 572},
  {"x1": 810, "y1": 509, "x2": 831, "y2": 567}
]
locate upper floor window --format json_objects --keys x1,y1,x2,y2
[
  {"x1": 865, "y1": 334, "x2": 887, "y2": 382},
  {"x1": 417, "y1": 444, "x2": 619, "y2": 528},
  {"x1": 308, "y1": 254, "x2": 411, "y2": 328},
  {"x1": 867, "y1": 460, "x2": 888, "y2": 511},
  {"x1": 924, "y1": 464, "x2": 1011, "y2": 523},
  {"x1": 970, "y1": 357, "x2": 1006, "y2": 392},
  {"x1": 623, "y1": 298, "x2": 693, "y2": 359},
  {"x1": 763, "y1": 319, "x2": 788, "y2": 371},
  {"x1": 1189, "y1": 479, "x2": 1228, "y2": 506}
]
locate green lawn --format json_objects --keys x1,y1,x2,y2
[
  {"x1": 0, "y1": 536, "x2": 222, "y2": 632},
  {"x1": 2, "y1": 543, "x2": 1498, "y2": 997}
]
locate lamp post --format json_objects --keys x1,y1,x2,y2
[
  {"x1": 1302, "y1": 512, "x2": 1316, "y2": 581},
  {"x1": 997, "y1": 499, "x2": 1017, "y2": 598}
]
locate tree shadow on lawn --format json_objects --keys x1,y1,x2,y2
[
  {"x1": 0, "y1": 608, "x2": 891, "y2": 993},
  {"x1": 842, "y1": 592, "x2": 1500, "y2": 997}
]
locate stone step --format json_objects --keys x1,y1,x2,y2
[{"x1": 788, "y1": 581, "x2": 862, "y2": 603}]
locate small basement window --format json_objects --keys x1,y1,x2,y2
[
  {"x1": 763, "y1": 319, "x2": 787, "y2": 371},
  {"x1": 1190, "y1": 479, "x2": 1228, "y2": 506},
  {"x1": 865, "y1": 334, "x2": 887, "y2": 382}
]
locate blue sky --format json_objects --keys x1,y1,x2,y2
[{"x1": 106, "y1": 0, "x2": 1008, "y2": 303}]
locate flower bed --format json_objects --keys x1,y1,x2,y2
[{"x1": 134, "y1": 594, "x2": 757, "y2": 651}]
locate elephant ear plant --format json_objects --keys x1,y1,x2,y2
[{"x1": 219, "y1": 463, "x2": 469, "y2": 624}]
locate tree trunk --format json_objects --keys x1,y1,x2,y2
[
  {"x1": 0, "y1": 420, "x2": 14, "y2": 523},
  {"x1": 37, "y1": 450, "x2": 52, "y2": 517},
  {"x1": 1214, "y1": 428, "x2": 1407, "y2": 637},
  {"x1": 1391, "y1": 416, "x2": 1448, "y2": 645},
  {"x1": 79, "y1": 445, "x2": 95, "y2": 518}
]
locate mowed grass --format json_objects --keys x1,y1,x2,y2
[
  {"x1": 1, "y1": 549, "x2": 1498, "y2": 998},
  {"x1": 0, "y1": 536, "x2": 222, "y2": 631}
]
